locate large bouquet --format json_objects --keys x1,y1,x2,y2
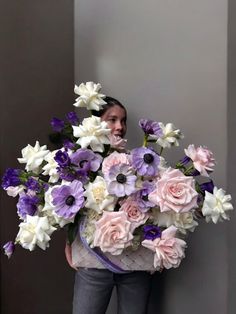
[{"x1": 2, "y1": 82, "x2": 233, "y2": 272}]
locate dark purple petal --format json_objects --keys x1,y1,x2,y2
[
  {"x1": 54, "y1": 150, "x2": 71, "y2": 168},
  {"x1": 70, "y1": 149, "x2": 102, "y2": 172},
  {"x1": 50, "y1": 117, "x2": 65, "y2": 132},
  {"x1": 200, "y1": 180, "x2": 214, "y2": 194},
  {"x1": 63, "y1": 139, "x2": 76, "y2": 150},
  {"x1": 17, "y1": 194, "x2": 39, "y2": 219},
  {"x1": 66, "y1": 111, "x2": 79, "y2": 125},
  {"x1": 143, "y1": 225, "x2": 162, "y2": 240},
  {"x1": 25, "y1": 177, "x2": 41, "y2": 192},
  {"x1": 179, "y1": 156, "x2": 191, "y2": 165},
  {"x1": 139, "y1": 119, "x2": 162, "y2": 136},
  {"x1": 3, "y1": 241, "x2": 15, "y2": 258},
  {"x1": 2, "y1": 168, "x2": 22, "y2": 189}
]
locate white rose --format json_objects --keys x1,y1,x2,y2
[
  {"x1": 156, "y1": 123, "x2": 183, "y2": 148},
  {"x1": 6, "y1": 185, "x2": 24, "y2": 197},
  {"x1": 16, "y1": 215, "x2": 56, "y2": 251},
  {"x1": 84, "y1": 176, "x2": 116, "y2": 214},
  {"x1": 73, "y1": 82, "x2": 107, "y2": 111},
  {"x1": 202, "y1": 186, "x2": 233, "y2": 223},
  {"x1": 42, "y1": 150, "x2": 60, "y2": 183},
  {"x1": 72, "y1": 116, "x2": 111, "y2": 152},
  {"x1": 18, "y1": 141, "x2": 49, "y2": 174}
]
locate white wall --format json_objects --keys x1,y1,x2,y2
[{"x1": 74, "y1": 1, "x2": 228, "y2": 313}]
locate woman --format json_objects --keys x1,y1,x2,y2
[{"x1": 65, "y1": 96, "x2": 152, "y2": 314}]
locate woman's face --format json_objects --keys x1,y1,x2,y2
[{"x1": 101, "y1": 105, "x2": 127, "y2": 138}]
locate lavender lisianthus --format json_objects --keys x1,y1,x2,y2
[
  {"x1": 143, "y1": 225, "x2": 162, "y2": 241},
  {"x1": 2, "y1": 168, "x2": 22, "y2": 189},
  {"x1": 133, "y1": 181, "x2": 156, "y2": 212},
  {"x1": 17, "y1": 193, "x2": 39, "y2": 219},
  {"x1": 50, "y1": 117, "x2": 65, "y2": 132},
  {"x1": 51, "y1": 180, "x2": 84, "y2": 219},
  {"x1": 131, "y1": 147, "x2": 160, "y2": 177},
  {"x1": 106, "y1": 164, "x2": 137, "y2": 197},
  {"x1": 66, "y1": 111, "x2": 79, "y2": 125},
  {"x1": 3, "y1": 241, "x2": 15, "y2": 259},
  {"x1": 139, "y1": 119, "x2": 163, "y2": 137},
  {"x1": 25, "y1": 177, "x2": 41, "y2": 192},
  {"x1": 54, "y1": 150, "x2": 71, "y2": 168},
  {"x1": 70, "y1": 148, "x2": 102, "y2": 173}
]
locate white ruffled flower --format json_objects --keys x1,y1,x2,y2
[
  {"x1": 41, "y1": 187, "x2": 74, "y2": 227},
  {"x1": 156, "y1": 123, "x2": 183, "y2": 148},
  {"x1": 6, "y1": 185, "x2": 24, "y2": 197},
  {"x1": 72, "y1": 116, "x2": 111, "y2": 152},
  {"x1": 151, "y1": 208, "x2": 198, "y2": 234},
  {"x1": 16, "y1": 215, "x2": 56, "y2": 251},
  {"x1": 17, "y1": 141, "x2": 49, "y2": 174},
  {"x1": 202, "y1": 187, "x2": 233, "y2": 223},
  {"x1": 42, "y1": 150, "x2": 60, "y2": 183},
  {"x1": 73, "y1": 82, "x2": 107, "y2": 111},
  {"x1": 84, "y1": 176, "x2": 116, "y2": 214}
]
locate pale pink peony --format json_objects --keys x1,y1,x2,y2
[
  {"x1": 184, "y1": 144, "x2": 215, "y2": 177},
  {"x1": 93, "y1": 211, "x2": 133, "y2": 255},
  {"x1": 148, "y1": 168, "x2": 198, "y2": 213},
  {"x1": 102, "y1": 151, "x2": 130, "y2": 176},
  {"x1": 142, "y1": 225, "x2": 186, "y2": 270},
  {"x1": 120, "y1": 197, "x2": 149, "y2": 232}
]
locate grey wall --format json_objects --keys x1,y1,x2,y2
[
  {"x1": 74, "y1": 1, "x2": 228, "y2": 313},
  {"x1": 227, "y1": 0, "x2": 236, "y2": 313},
  {"x1": 1, "y1": 1, "x2": 74, "y2": 313}
]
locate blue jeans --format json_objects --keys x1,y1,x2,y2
[{"x1": 73, "y1": 268, "x2": 152, "y2": 314}]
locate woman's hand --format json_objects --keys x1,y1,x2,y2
[{"x1": 65, "y1": 242, "x2": 78, "y2": 270}]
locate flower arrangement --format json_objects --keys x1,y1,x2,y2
[{"x1": 2, "y1": 82, "x2": 234, "y2": 272}]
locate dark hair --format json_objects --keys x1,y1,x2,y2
[{"x1": 91, "y1": 96, "x2": 127, "y2": 118}]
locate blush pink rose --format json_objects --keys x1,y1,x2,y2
[
  {"x1": 142, "y1": 225, "x2": 186, "y2": 270},
  {"x1": 148, "y1": 168, "x2": 198, "y2": 213},
  {"x1": 93, "y1": 211, "x2": 133, "y2": 255},
  {"x1": 102, "y1": 151, "x2": 130, "y2": 176},
  {"x1": 184, "y1": 144, "x2": 215, "y2": 177},
  {"x1": 120, "y1": 197, "x2": 149, "y2": 232}
]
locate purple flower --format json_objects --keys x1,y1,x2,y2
[
  {"x1": 131, "y1": 147, "x2": 160, "y2": 177},
  {"x1": 66, "y1": 111, "x2": 79, "y2": 125},
  {"x1": 50, "y1": 117, "x2": 65, "y2": 132},
  {"x1": 51, "y1": 180, "x2": 84, "y2": 219},
  {"x1": 25, "y1": 177, "x2": 41, "y2": 192},
  {"x1": 57, "y1": 169, "x2": 77, "y2": 182},
  {"x1": 179, "y1": 156, "x2": 191, "y2": 165},
  {"x1": 143, "y1": 225, "x2": 162, "y2": 241},
  {"x1": 3, "y1": 241, "x2": 15, "y2": 259},
  {"x1": 200, "y1": 180, "x2": 214, "y2": 194},
  {"x1": 70, "y1": 149, "x2": 102, "y2": 173},
  {"x1": 17, "y1": 193, "x2": 39, "y2": 219},
  {"x1": 63, "y1": 139, "x2": 76, "y2": 150},
  {"x1": 54, "y1": 150, "x2": 71, "y2": 168},
  {"x1": 106, "y1": 164, "x2": 137, "y2": 197},
  {"x1": 133, "y1": 181, "x2": 156, "y2": 211},
  {"x1": 139, "y1": 119, "x2": 162, "y2": 137},
  {"x1": 2, "y1": 168, "x2": 22, "y2": 189}
]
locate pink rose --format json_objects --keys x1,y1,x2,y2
[
  {"x1": 102, "y1": 151, "x2": 130, "y2": 176},
  {"x1": 93, "y1": 211, "x2": 133, "y2": 255},
  {"x1": 120, "y1": 197, "x2": 149, "y2": 232},
  {"x1": 108, "y1": 134, "x2": 127, "y2": 151},
  {"x1": 184, "y1": 144, "x2": 215, "y2": 177},
  {"x1": 148, "y1": 168, "x2": 198, "y2": 213},
  {"x1": 142, "y1": 226, "x2": 186, "y2": 269}
]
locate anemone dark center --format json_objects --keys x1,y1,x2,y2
[
  {"x1": 65, "y1": 195, "x2": 75, "y2": 206},
  {"x1": 142, "y1": 195, "x2": 149, "y2": 201},
  {"x1": 116, "y1": 174, "x2": 127, "y2": 184},
  {"x1": 143, "y1": 153, "x2": 154, "y2": 164},
  {"x1": 79, "y1": 160, "x2": 88, "y2": 168}
]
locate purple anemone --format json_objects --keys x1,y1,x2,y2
[
  {"x1": 51, "y1": 180, "x2": 84, "y2": 219},
  {"x1": 133, "y1": 181, "x2": 156, "y2": 212},
  {"x1": 70, "y1": 149, "x2": 102, "y2": 173},
  {"x1": 131, "y1": 147, "x2": 160, "y2": 177},
  {"x1": 106, "y1": 164, "x2": 137, "y2": 197}
]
